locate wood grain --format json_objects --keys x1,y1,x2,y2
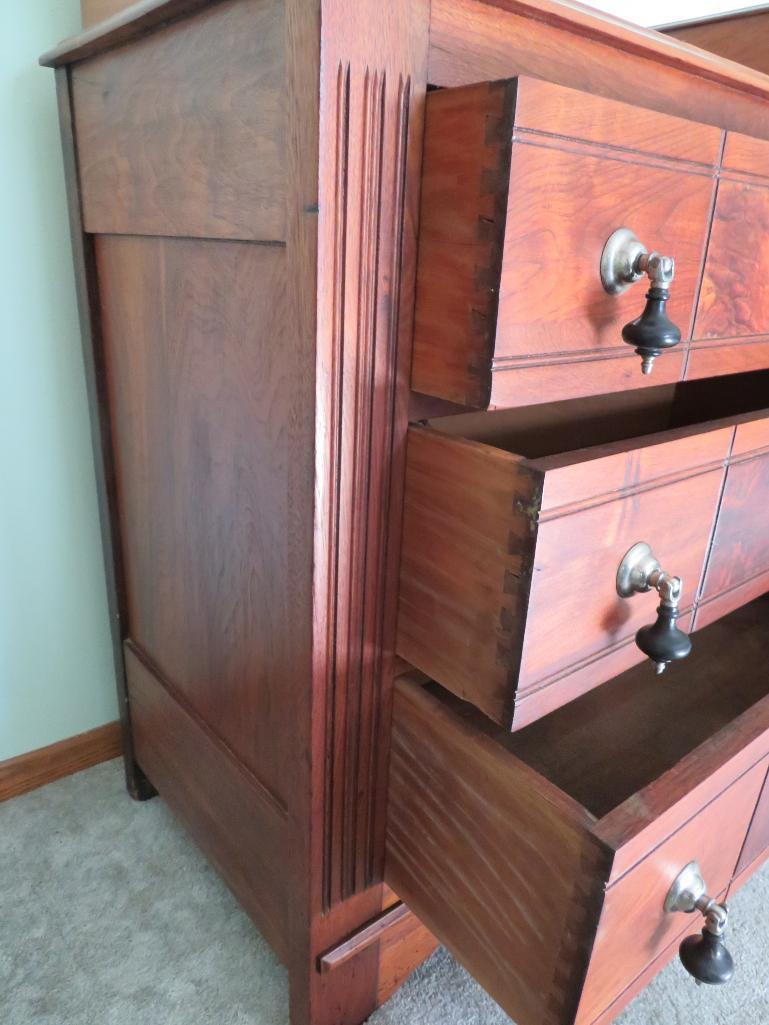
[
  {"x1": 317, "y1": 902, "x2": 437, "y2": 979},
  {"x1": 374, "y1": 903, "x2": 439, "y2": 1006},
  {"x1": 700, "y1": 443, "x2": 769, "y2": 610},
  {"x1": 286, "y1": 1, "x2": 434, "y2": 1023},
  {"x1": 685, "y1": 338, "x2": 769, "y2": 380},
  {"x1": 307, "y1": 0, "x2": 430, "y2": 936},
  {"x1": 664, "y1": 8, "x2": 769, "y2": 77},
  {"x1": 72, "y1": 0, "x2": 286, "y2": 241},
  {"x1": 127, "y1": 644, "x2": 290, "y2": 962},
  {"x1": 398, "y1": 419, "x2": 732, "y2": 729},
  {"x1": 428, "y1": 0, "x2": 769, "y2": 140},
  {"x1": 387, "y1": 676, "x2": 609, "y2": 1025},
  {"x1": 397, "y1": 427, "x2": 539, "y2": 726},
  {"x1": 42, "y1": 0, "x2": 769, "y2": 140},
  {"x1": 576, "y1": 760, "x2": 766, "y2": 1025},
  {"x1": 390, "y1": 598, "x2": 769, "y2": 1025},
  {"x1": 506, "y1": 599, "x2": 769, "y2": 823},
  {"x1": 722, "y1": 131, "x2": 769, "y2": 177},
  {"x1": 514, "y1": 76, "x2": 722, "y2": 163},
  {"x1": 695, "y1": 179, "x2": 769, "y2": 339},
  {"x1": 318, "y1": 904, "x2": 413, "y2": 973},
  {"x1": 736, "y1": 765, "x2": 769, "y2": 878},
  {"x1": 0, "y1": 722, "x2": 122, "y2": 802},
  {"x1": 55, "y1": 68, "x2": 154, "y2": 802},
  {"x1": 496, "y1": 142, "x2": 712, "y2": 364},
  {"x1": 412, "y1": 75, "x2": 715, "y2": 410},
  {"x1": 412, "y1": 80, "x2": 513, "y2": 408},
  {"x1": 97, "y1": 234, "x2": 292, "y2": 806}
]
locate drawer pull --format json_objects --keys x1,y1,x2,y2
[
  {"x1": 616, "y1": 542, "x2": 692, "y2": 674},
  {"x1": 600, "y1": 228, "x2": 681, "y2": 375},
  {"x1": 664, "y1": 861, "x2": 734, "y2": 986}
]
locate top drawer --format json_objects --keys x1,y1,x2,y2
[{"x1": 412, "y1": 76, "x2": 719, "y2": 409}]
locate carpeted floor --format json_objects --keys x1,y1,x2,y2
[{"x1": 3, "y1": 759, "x2": 769, "y2": 1025}]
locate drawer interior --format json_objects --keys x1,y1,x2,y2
[
  {"x1": 424, "y1": 593, "x2": 769, "y2": 820},
  {"x1": 423, "y1": 367, "x2": 769, "y2": 458}
]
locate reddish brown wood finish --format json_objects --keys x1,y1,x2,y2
[
  {"x1": 126, "y1": 643, "x2": 290, "y2": 960},
  {"x1": 72, "y1": 0, "x2": 286, "y2": 241},
  {"x1": 412, "y1": 77, "x2": 717, "y2": 409},
  {"x1": 664, "y1": 7, "x2": 769, "y2": 77},
  {"x1": 427, "y1": 0, "x2": 769, "y2": 139},
  {"x1": 722, "y1": 130, "x2": 769, "y2": 176},
  {"x1": 578, "y1": 762, "x2": 765, "y2": 1024},
  {"x1": 54, "y1": 67, "x2": 154, "y2": 802},
  {"x1": 387, "y1": 678, "x2": 608, "y2": 1025},
  {"x1": 44, "y1": 2, "x2": 769, "y2": 1024},
  {"x1": 43, "y1": 0, "x2": 769, "y2": 144},
  {"x1": 288, "y1": 1, "x2": 432, "y2": 1024},
  {"x1": 389, "y1": 600, "x2": 769, "y2": 1025},
  {"x1": 736, "y1": 764, "x2": 769, "y2": 878},
  {"x1": 697, "y1": 419, "x2": 769, "y2": 623},
  {"x1": 97, "y1": 234, "x2": 293, "y2": 801},
  {"x1": 49, "y1": 1, "x2": 435, "y2": 1022},
  {"x1": 398, "y1": 417, "x2": 733, "y2": 728},
  {"x1": 317, "y1": 902, "x2": 437, "y2": 978},
  {"x1": 694, "y1": 176, "x2": 769, "y2": 342}
]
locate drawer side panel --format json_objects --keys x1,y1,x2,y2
[
  {"x1": 397, "y1": 428, "x2": 539, "y2": 727},
  {"x1": 386, "y1": 678, "x2": 609, "y2": 1025}
]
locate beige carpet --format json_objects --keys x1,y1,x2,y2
[{"x1": 3, "y1": 758, "x2": 768, "y2": 1024}]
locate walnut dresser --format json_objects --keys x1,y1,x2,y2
[{"x1": 41, "y1": 2, "x2": 769, "y2": 1023}]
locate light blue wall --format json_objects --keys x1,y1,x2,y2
[{"x1": 0, "y1": 0, "x2": 118, "y2": 761}]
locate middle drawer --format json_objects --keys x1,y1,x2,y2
[{"x1": 398, "y1": 380, "x2": 769, "y2": 729}]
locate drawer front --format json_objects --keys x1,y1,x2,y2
[
  {"x1": 398, "y1": 424, "x2": 732, "y2": 729},
  {"x1": 694, "y1": 178, "x2": 769, "y2": 339},
  {"x1": 387, "y1": 676, "x2": 769, "y2": 1025},
  {"x1": 494, "y1": 145, "x2": 709, "y2": 377},
  {"x1": 576, "y1": 759, "x2": 767, "y2": 1025},
  {"x1": 697, "y1": 419, "x2": 769, "y2": 628},
  {"x1": 518, "y1": 457, "x2": 725, "y2": 708},
  {"x1": 689, "y1": 132, "x2": 769, "y2": 379},
  {"x1": 412, "y1": 76, "x2": 718, "y2": 409},
  {"x1": 735, "y1": 765, "x2": 769, "y2": 880}
]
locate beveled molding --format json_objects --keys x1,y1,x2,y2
[
  {"x1": 0, "y1": 721, "x2": 122, "y2": 802},
  {"x1": 319, "y1": 59, "x2": 414, "y2": 910}
]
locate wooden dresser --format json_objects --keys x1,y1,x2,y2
[{"x1": 41, "y1": 2, "x2": 769, "y2": 1023}]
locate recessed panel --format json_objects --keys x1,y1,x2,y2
[{"x1": 97, "y1": 234, "x2": 307, "y2": 801}]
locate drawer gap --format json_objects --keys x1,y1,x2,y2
[{"x1": 424, "y1": 594, "x2": 769, "y2": 822}]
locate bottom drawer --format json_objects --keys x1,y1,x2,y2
[{"x1": 386, "y1": 595, "x2": 769, "y2": 1025}]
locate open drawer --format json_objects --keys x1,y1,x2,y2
[
  {"x1": 399, "y1": 372, "x2": 769, "y2": 728},
  {"x1": 387, "y1": 597, "x2": 769, "y2": 1025},
  {"x1": 412, "y1": 76, "x2": 719, "y2": 409}
]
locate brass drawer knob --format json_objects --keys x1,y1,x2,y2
[
  {"x1": 665, "y1": 862, "x2": 734, "y2": 986},
  {"x1": 616, "y1": 542, "x2": 692, "y2": 674},
  {"x1": 601, "y1": 228, "x2": 682, "y2": 375}
]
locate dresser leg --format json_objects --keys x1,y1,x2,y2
[
  {"x1": 122, "y1": 745, "x2": 157, "y2": 802},
  {"x1": 126, "y1": 764, "x2": 157, "y2": 802}
]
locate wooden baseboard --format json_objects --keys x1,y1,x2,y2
[{"x1": 0, "y1": 721, "x2": 122, "y2": 802}]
